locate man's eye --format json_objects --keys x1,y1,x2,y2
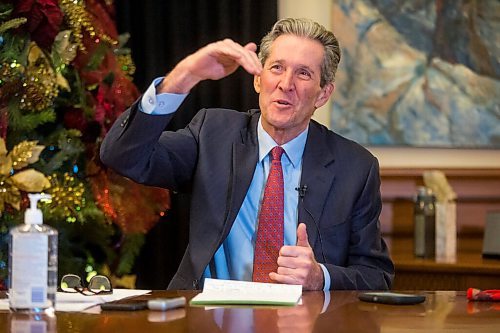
[
  {"x1": 299, "y1": 70, "x2": 311, "y2": 78},
  {"x1": 270, "y1": 64, "x2": 282, "y2": 71}
]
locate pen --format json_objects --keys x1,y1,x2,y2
[{"x1": 467, "y1": 288, "x2": 500, "y2": 301}]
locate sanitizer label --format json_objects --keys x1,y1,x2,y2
[{"x1": 10, "y1": 234, "x2": 49, "y2": 308}]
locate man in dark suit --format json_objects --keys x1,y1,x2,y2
[{"x1": 101, "y1": 18, "x2": 394, "y2": 291}]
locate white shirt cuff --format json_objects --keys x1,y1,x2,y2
[
  {"x1": 140, "y1": 77, "x2": 188, "y2": 115},
  {"x1": 319, "y1": 263, "x2": 331, "y2": 291}
]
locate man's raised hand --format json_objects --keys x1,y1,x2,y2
[{"x1": 158, "y1": 39, "x2": 262, "y2": 94}]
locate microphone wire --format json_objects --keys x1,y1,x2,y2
[{"x1": 296, "y1": 185, "x2": 327, "y2": 264}]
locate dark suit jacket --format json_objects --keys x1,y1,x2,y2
[{"x1": 100, "y1": 103, "x2": 394, "y2": 290}]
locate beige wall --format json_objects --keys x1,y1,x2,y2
[{"x1": 278, "y1": 0, "x2": 500, "y2": 169}]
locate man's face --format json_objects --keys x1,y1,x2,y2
[{"x1": 254, "y1": 34, "x2": 334, "y2": 143}]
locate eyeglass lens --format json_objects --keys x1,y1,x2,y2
[
  {"x1": 88, "y1": 275, "x2": 112, "y2": 292},
  {"x1": 60, "y1": 274, "x2": 83, "y2": 292},
  {"x1": 60, "y1": 274, "x2": 112, "y2": 293}
]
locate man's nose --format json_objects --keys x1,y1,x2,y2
[{"x1": 278, "y1": 71, "x2": 294, "y2": 91}]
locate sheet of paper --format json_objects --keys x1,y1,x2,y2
[
  {"x1": 190, "y1": 278, "x2": 302, "y2": 306},
  {"x1": 0, "y1": 289, "x2": 151, "y2": 312},
  {"x1": 55, "y1": 288, "x2": 151, "y2": 312}
]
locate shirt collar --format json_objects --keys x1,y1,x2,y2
[{"x1": 257, "y1": 116, "x2": 308, "y2": 168}]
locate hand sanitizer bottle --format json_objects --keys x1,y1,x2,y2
[{"x1": 9, "y1": 193, "x2": 58, "y2": 313}]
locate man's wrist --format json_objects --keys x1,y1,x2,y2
[
  {"x1": 140, "y1": 78, "x2": 187, "y2": 115},
  {"x1": 158, "y1": 60, "x2": 200, "y2": 94}
]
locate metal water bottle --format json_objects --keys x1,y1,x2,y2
[{"x1": 413, "y1": 187, "x2": 436, "y2": 258}]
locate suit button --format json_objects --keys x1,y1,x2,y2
[{"x1": 120, "y1": 115, "x2": 129, "y2": 127}]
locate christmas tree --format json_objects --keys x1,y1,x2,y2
[{"x1": 0, "y1": 0, "x2": 169, "y2": 289}]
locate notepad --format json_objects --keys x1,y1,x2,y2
[{"x1": 190, "y1": 278, "x2": 302, "y2": 306}]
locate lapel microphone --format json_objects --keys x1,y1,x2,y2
[
  {"x1": 295, "y1": 185, "x2": 308, "y2": 199},
  {"x1": 295, "y1": 185, "x2": 326, "y2": 263}
]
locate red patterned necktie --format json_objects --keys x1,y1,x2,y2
[{"x1": 252, "y1": 146, "x2": 285, "y2": 283}]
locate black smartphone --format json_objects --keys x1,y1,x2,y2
[
  {"x1": 358, "y1": 292, "x2": 426, "y2": 305},
  {"x1": 101, "y1": 301, "x2": 148, "y2": 311}
]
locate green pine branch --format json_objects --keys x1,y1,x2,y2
[
  {"x1": 40, "y1": 129, "x2": 85, "y2": 174},
  {"x1": 8, "y1": 99, "x2": 56, "y2": 132},
  {"x1": 115, "y1": 233, "x2": 145, "y2": 276}
]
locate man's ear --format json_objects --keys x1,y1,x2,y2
[
  {"x1": 314, "y1": 83, "x2": 335, "y2": 109},
  {"x1": 253, "y1": 75, "x2": 261, "y2": 93}
]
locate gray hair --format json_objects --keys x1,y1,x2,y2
[{"x1": 258, "y1": 18, "x2": 341, "y2": 87}]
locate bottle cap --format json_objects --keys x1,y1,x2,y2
[{"x1": 25, "y1": 193, "x2": 51, "y2": 225}]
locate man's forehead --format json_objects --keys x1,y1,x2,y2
[{"x1": 267, "y1": 35, "x2": 324, "y2": 68}]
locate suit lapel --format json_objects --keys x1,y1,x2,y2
[
  {"x1": 222, "y1": 113, "x2": 259, "y2": 236},
  {"x1": 298, "y1": 123, "x2": 336, "y2": 251}
]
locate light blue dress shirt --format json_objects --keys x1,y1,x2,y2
[
  {"x1": 140, "y1": 79, "x2": 331, "y2": 290},
  {"x1": 204, "y1": 118, "x2": 306, "y2": 280}
]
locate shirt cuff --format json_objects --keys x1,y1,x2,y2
[
  {"x1": 140, "y1": 77, "x2": 188, "y2": 115},
  {"x1": 319, "y1": 263, "x2": 331, "y2": 291}
]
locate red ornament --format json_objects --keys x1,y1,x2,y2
[
  {"x1": 63, "y1": 108, "x2": 88, "y2": 133},
  {"x1": 14, "y1": 0, "x2": 64, "y2": 49},
  {"x1": 88, "y1": 160, "x2": 170, "y2": 234},
  {"x1": 0, "y1": 108, "x2": 8, "y2": 140}
]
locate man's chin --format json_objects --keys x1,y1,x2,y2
[
  {"x1": 267, "y1": 117, "x2": 293, "y2": 130},
  {"x1": 266, "y1": 108, "x2": 295, "y2": 122}
]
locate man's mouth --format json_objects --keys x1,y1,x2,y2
[{"x1": 275, "y1": 99, "x2": 292, "y2": 106}]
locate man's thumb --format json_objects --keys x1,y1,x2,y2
[{"x1": 296, "y1": 223, "x2": 310, "y2": 247}]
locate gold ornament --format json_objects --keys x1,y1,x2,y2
[
  {"x1": 59, "y1": 0, "x2": 117, "y2": 52},
  {"x1": 116, "y1": 54, "x2": 136, "y2": 78},
  {"x1": 47, "y1": 172, "x2": 85, "y2": 222},
  {"x1": 0, "y1": 17, "x2": 27, "y2": 34},
  {"x1": 9, "y1": 140, "x2": 45, "y2": 170},
  {"x1": 19, "y1": 43, "x2": 59, "y2": 112},
  {"x1": 53, "y1": 30, "x2": 79, "y2": 66},
  {"x1": 0, "y1": 61, "x2": 23, "y2": 86},
  {"x1": 0, "y1": 61, "x2": 23, "y2": 106},
  {"x1": 0, "y1": 138, "x2": 50, "y2": 213},
  {"x1": 10, "y1": 169, "x2": 51, "y2": 192},
  {"x1": 0, "y1": 179, "x2": 21, "y2": 212}
]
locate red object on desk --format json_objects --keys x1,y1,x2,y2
[{"x1": 467, "y1": 288, "x2": 500, "y2": 301}]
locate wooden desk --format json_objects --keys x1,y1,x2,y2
[
  {"x1": 1, "y1": 290, "x2": 500, "y2": 332},
  {"x1": 389, "y1": 237, "x2": 500, "y2": 290}
]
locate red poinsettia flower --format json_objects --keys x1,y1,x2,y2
[{"x1": 14, "y1": 0, "x2": 63, "y2": 49}]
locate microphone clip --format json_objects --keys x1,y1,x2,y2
[{"x1": 295, "y1": 185, "x2": 308, "y2": 199}]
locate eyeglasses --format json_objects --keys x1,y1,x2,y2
[{"x1": 59, "y1": 274, "x2": 113, "y2": 295}]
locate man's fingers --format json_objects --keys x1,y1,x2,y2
[
  {"x1": 276, "y1": 266, "x2": 304, "y2": 277},
  {"x1": 296, "y1": 223, "x2": 310, "y2": 248},
  {"x1": 214, "y1": 39, "x2": 261, "y2": 75},
  {"x1": 279, "y1": 245, "x2": 310, "y2": 257},
  {"x1": 243, "y1": 41, "x2": 258, "y2": 53},
  {"x1": 269, "y1": 272, "x2": 301, "y2": 285},
  {"x1": 278, "y1": 253, "x2": 315, "y2": 274},
  {"x1": 243, "y1": 42, "x2": 262, "y2": 74},
  {"x1": 277, "y1": 255, "x2": 295, "y2": 269}
]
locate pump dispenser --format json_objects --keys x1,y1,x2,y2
[
  {"x1": 9, "y1": 193, "x2": 58, "y2": 313},
  {"x1": 25, "y1": 193, "x2": 49, "y2": 225}
]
